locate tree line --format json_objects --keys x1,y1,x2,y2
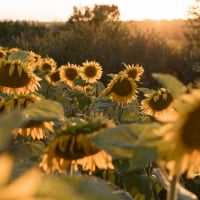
[{"x1": 0, "y1": 3, "x2": 199, "y2": 87}]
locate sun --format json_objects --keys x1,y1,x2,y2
[{"x1": 118, "y1": 0, "x2": 191, "y2": 21}]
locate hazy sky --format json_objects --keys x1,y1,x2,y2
[{"x1": 0, "y1": 0, "x2": 193, "y2": 21}]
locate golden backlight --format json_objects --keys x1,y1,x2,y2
[{"x1": 0, "y1": 0, "x2": 192, "y2": 22}]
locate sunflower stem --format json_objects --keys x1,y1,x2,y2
[{"x1": 167, "y1": 175, "x2": 179, "y2": 200}]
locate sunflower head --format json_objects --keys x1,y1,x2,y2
[
  {"x1": 0, "y1": 59, "x2": 41, "y2": 95},
  {"x1": 122, "y1": 63, "x2": 144, "y2": 81},
  {"x1": 13, "y1": 120, "x2": 55, "y2": 140},
  {"x1": 39, "y1": 118, "x2": 115, "y2": 174},
  {"x1": 0, "y1": 48, "x2": 7, "y2": 59},
  {"x1": 140, "y1": 88, "x2": 175, "y2": 120},
  {"x1": 45, "y1": 69, "x2": 61, "y2": 86},
  {"x1": 60, "y1": 63, "x2": 80, "y2": 87},
  {"x1": 2, "y1": 93, "x2": 43, "y2": 112},
  {"x1": 80, "y1": 60, "x2": 103, "y2": 83},
  {"x1": 156, "y1": 89, "x2": 200, "y2": 177},
  {"x1": 38, "y1": 57, "x2": 57, "y2": 74},
  {"x1": 103, "y1": 74, "x2": 138, "y2": 104}
]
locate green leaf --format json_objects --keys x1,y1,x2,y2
[
  {"x1": 123, "y1": 171, "x2": 161, "y2": 199},
  {"x1": 24, "y1": 99, "x2": 65, "y2": 121},
  {"x1": 37, "y1": 175, "x2": 85, "y2": 200},
  {"x1": 0, "y1": 110, "x2": 24, "y2": 151},
  {"x1": 7, "y1": 50, "x2": 29, "y2": 62},
  {"x1": 119, "y1": 100, "x2": 140, "y2": 123},
  {"x1": 152, "y1": 73, "x2": 187, "y2": 98},
  {"x1": 91, "y1": 122, "x2": 161, "y2": 159},
  {"x1": 37, "y1": 175, "x2": 120, "y2": 200},
  {"x1": 91, "y1": 124, "x2": 139, "y2": 159},
  {"x1": 138, "y1": 87, "x2": 155, "y2": 95},
  {"x1": 129, "y1": 146, "x2": 158, "y2": 170},
  {"x1": 11, "y1": 140, "x2": 44, "y2": 162},
  {"x1": 29, "y1": 140, "x2": 45, "y2": 158}
]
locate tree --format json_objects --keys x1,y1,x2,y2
[
  {"x1": 68, "y1": 4, "x2": 120, "y2": 25},
  {"x1": 184, "y1": 0, "x2": 200, "y2": 64}
]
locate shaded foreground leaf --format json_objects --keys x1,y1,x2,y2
[
  {"x1": 24, "y1": 99, "x2": 65, "y2": 121},
  {"x1": 37, "y1": 175, "x2": 121, "y2": 200},
  {"x1": 91, "y1": 122, "x2": 161, "y2": 159},
  {"x1": 91, "y1": 124, "x2": 139, "y2": 159},
  {"x1": 0, "y1": 110, "x2": 24, "y2": 151}
]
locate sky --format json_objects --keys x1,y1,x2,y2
[{"x1": 0, "y1": 0, "x2": 193, "y2": 22}]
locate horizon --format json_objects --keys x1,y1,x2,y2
[{"x1": 0, "y1": 0, "x2": 192, "y2": 22}]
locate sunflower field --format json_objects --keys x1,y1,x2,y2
[{"x1": 0, "y1": 46, "x2": 200, "y2": 200}]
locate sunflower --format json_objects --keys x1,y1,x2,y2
[
  {"x1": 37, "y1": 57, "x2": 57, "y2": 74},
  {"x1": 72, "y1": 150, "x2": 114, "y2": 175},
  {"x1": 80, "y1": 60, "x2": 103, "y2": 83},
  {"x1": 122, "y1": 63, "x2": 144, "y2": 81},
  {"x1": 12, "y1": 119, "x2": 55, "y2": 140},
  {"x1": 39, "y1": 118, "x2": 115, "y2": 174},
  {"x1": 45, "y1": 69, "x2": 62, "y2": 86},
  {"x1": 39, "y1": 152, "x2": 71, "y2": 174},
  {"x1": 28, "y1": 51, "x2": 42, "y2": 68},
  {"x1": 103, "y1": 74, "x2": 138, "y2": 104},
  {"x1": 0, "y1": 59, "x2": 41, "y2": 95},
  {"x1": 2, "y1": 93, "x2": 43, "y2": 112},
  {"x1": 0, "y1": 47, "x2": 7, "y2": 59},
  {"x1": 39, "y1": 134, "x2": 114, "y2": 174},
  {"x1": 60, "y1": 63, "x2": 80, "y2": 87},
  {"x1": 156, "y1": 89, "x2": 200, "y2": 178},
  {"x1": 140, "y1": 88, "x2": 175, "y2": 121},
  {"x1": 0, "y1": 94, "x2": 54, "y2": 140}
]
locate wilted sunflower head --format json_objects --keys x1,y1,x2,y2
[
  {"x1": 103, "y1": 74, "x2": 138, "y2": 105},
  {"x1": 140, "y1": 88, "x2": 175, "y2": 120},
  {"x1": 39, "y1": 118, "x2": 115, "y2": 174},
  {"x1": 122, "y1": 63, "x2": 144, "y2": 81},
  {"x1": 60, "y1": 63, "x2": 80, "y2": 87},
  {"x1": 38, "y1": 57, "x2": 57, "y2": 74},
  {"x1": 13, "y1": 119, "x2": 55, "y2": 140},
  {"x1": 0, "y1": 47, "x2": 7, "y2": 59},
  {"x1": 80, "y1": 60, "x2": 103, "y2": 83},
  {"x1": 1, "y1": 93, "x2": 43, "y2": 113},
  {"x1": 45, "y1": 69, "x2": 62, "y2": 86},
  {"x1": 156, "y1": 89, "x2": 200, "y2": 178},
  {"x1": 0, "y1": 59, "x2": 41, "y2": 95}
]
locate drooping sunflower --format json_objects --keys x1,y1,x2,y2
[
  {"x1": 60, "y1": 63, "x2": 80, "y2": 87},
  {"x1": 72, "y1": 149, "x2": 114, "y2": 175},
  {"x1": 2, "y1": 93, "x2": 43, "y2": 112},
  {"x1": 156, "y1": 89, "x2": 200, "y2": 178},
  {"x1": 103, "y1": 74, "x2": 138, "y2": 104},
  {"x1": 0, "y1": 93, "x2": 54, "y2": 140},
  {"x1": 28, "y1": 50, "x2": 42, "y2": 68},
  {"x1": 45, "y1": 69, "x2": 62, "y2": 86},
  {"x1": 0, "y1": 47, "x2": 7, "y2": 59},
  {"x1": 140, "y1": 88, "x2": 175, "y2": 121},
  {"x1": 80, "y1": 60, "x2": 103, "y2": 83},
  {"x1": 12, "y1": 119, "x2": 55, "y2": 140},
  {"x1": 0, "y1": 59, "x2": 41, "y2": 95},
  {"x1": 37, "y1": 57, "x2": 57, "y2": 74},
  {"x1": 39, "y1": 118, "x2": 115, "y2": 174},
  {"x1": 121, "y1": 63, "x2": 144, "y2": 81}
]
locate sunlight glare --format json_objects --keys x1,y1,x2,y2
[{"x1": 0, "y1": 0, "x2": 193, "y2": 22}]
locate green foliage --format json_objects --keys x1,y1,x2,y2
[
  {"x1": 24, "y1": 99, "x2": 65, "y2": 121},
  {"x1": 122, "y1": 170, "x2": 163, "y2": 199},
  {"x1": 0, "y1": 110, "x2": 24, "y2": 151},
  {"x1": 0, "y1": 4, "x2": 200, "y2": 198},
  {"x1": 91, "y1": 122, "x2": 161, "y2": 161}
]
